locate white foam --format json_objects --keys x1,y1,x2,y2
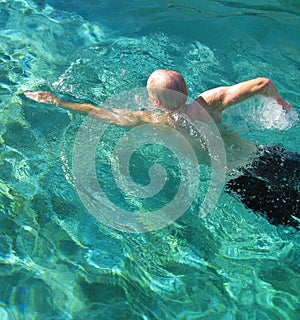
[{"x1": 250, "y1": 96, "x2": 298, "y2": 130}]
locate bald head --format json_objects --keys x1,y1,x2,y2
[{"x1": 147, "y1": 70, "x2": 188, "y2": 110}]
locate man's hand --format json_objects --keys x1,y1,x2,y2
[
  {"x1": 24, "y1": 91, "x2": 60, "y2": 105},
  {"x1": 275, "y1": 96, "x2": 293, "y2": 111},
  {"x1": 261, "y1": 80, "x2": 293, "y2": 111}
]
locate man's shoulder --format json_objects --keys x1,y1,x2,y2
[{"x1": 185, "y1": 99, "x2": 220, "y2": 121}]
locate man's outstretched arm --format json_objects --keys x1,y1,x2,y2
[
  {"x1": 198, "y1": 77, "x2": 293, "y2": 119},
  {"x1": 24, "y1": 91, "x2": 120, "y2": 120},
  {"x1": 24, "y1": 91, "x2": 170, "y2": 126}
]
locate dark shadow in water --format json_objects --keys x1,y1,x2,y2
[{"x1": 227, "y1": 145, "x2": 300, "y2": 230}]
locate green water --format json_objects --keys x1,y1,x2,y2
[{"x1": 0, "y1": 0, "x2": 300, "y2": 319}]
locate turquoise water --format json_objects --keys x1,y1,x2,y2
[{"x1": 1, "y1": 0, "x2": 300, "y2": 319}]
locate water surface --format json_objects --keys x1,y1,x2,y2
[{"x1": 0, "y1": 1, "x2": 300, "y2": 319}]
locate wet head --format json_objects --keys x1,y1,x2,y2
[{"x1": 147, "y1": 70, "x2": 188, "y2": 111}]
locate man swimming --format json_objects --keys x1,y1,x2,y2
[
  {"x1": 25, "y1": 69, "x2": 299, "y2": 229},
  {"x1": 25, "y1": 69, "x2": 292, "y2": 124}
]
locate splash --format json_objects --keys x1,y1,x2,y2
[{"x1": 254, "y1": 97, "x2": 299, "y2": 130}]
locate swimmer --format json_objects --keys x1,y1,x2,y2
[
  {"x1": 24, "y1": 69, "x2": 293, "y2": 125},
  {"x1": 24, "y1": 70, "x2": 299, "y2": 229}
]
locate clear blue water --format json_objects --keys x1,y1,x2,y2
[{"x1": 1, "y1": 0, "x2": 300, "y2": 319}]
